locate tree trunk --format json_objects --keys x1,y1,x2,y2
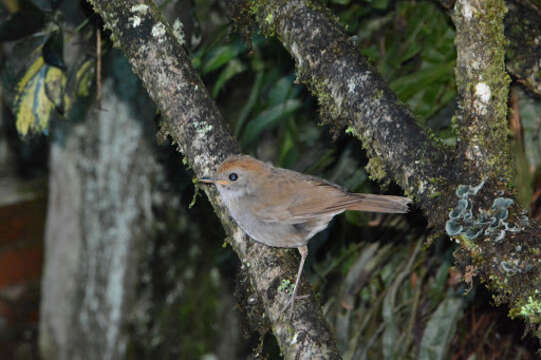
[{"x1": 39, "y1": 54, "x2": 157, "y2": 360}]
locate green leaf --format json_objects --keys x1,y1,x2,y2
[
  {"x1": 241, "y1": 99, "x2": 301, "y2": 145},
  {"x1": 202, "y1": 42, "x2": 245, "y2": 74},
  {"x1": 343, "y1": 168, "x2": 368, "y2": 191},
  {"x1": 390, "y1": 60, "x2": 455, "y2": 101},
  {"x1": 234, "y1": 72, "x2": 264, "y2": 137},
  {"x1": 14, "y1": 57, "x2": 68, "y2": 135},
  {"x1": 191, "y1": 53, "x2": 202, "y2": 70},
  {"x1": 428, "y1": 260, "x2": 451, "y2": 305},
  {"x1": 30, "y1": 0, "x2": 62, "y2": 11},
  {"x1": 43, "y1": 30, "x2": 65, "y2": 70},
  {"x1": 268, "y1": 76, "x2": 294, "y2": 106},
  {"x1": 212, "y1": 59, "x2": 245, "y2": 97},
  {"x1": 419, "y1": 297, "x2": 464, "y2": 360},
  {"x1": 370, "y1": 0, "x2": 390, "y2": 10},
  {"x1": 382, "y1": 286, "x2": 401, "y2": 360},
  {"x1": 278, "y1": 126, "x2": 296, "y2": 166},
  {"x1": 0, "y1": 4, "x2": 45, "y2": 42},
  {"x1": 344, "y1": 211, "x2": 368, "y2": 227}
]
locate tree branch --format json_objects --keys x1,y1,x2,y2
[
  {"x1": 439, "y1": 0, "x2": 541, "y2": 97},
  {"x1": 86, "y1": 0, "x2": 341, "y2": 358},
  {"x1": 452, "y1": 0, "x2": 511, "y2": 180},
  {"x1": 228, "y1": 0, "x2": 541, "y2": 340},
  {"x1": 449, "y1": 0, "x2": 541, "y2": 338},
  {"x1": 229, "y1": 0, "x2": 463, "y2": 227}
]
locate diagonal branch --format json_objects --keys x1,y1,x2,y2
[
  {"x1": 228, "y1": 0, "x2": 541, "y2": 341},
  {"x1": 86, "y1": 0, "x2": 341, "y2": 358},
  {"x1": 229, "y1": 0, "x2": 462, "y2": 227}
]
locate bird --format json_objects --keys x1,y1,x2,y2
[{"x1": 199, "y1": 154, "x2": 411, "y2": 314}]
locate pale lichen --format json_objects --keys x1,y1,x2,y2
[
  {"x1": 347, "y1": 77, "x2": 356, "y2": 93},
  {"x1": 459, "y1": 0, "x2": 474, "y2": 20},
  {"x1": 130, "y1": 4, "x2": 149, "y2": 15},
  {"x1": 172, "y1": 19, "x2": 185, "y2": 45},
  {"x1": 518, "y1": 292, "x2": 541, "y2": 322},
  {"x1": 265, "y1": 13, "x2": 274, "y2": 24},
  {"x1": 475, "y1": 82, "x2": 491, "y2": 103},
  {"x1": 151, "y1": 22, "x2": 166, "y2": 43},
  {"x1": 446, "y1": 179, "x2": 522, "y2": 246},
  {"x1": 193, "y1": 121, "x2": 213, "y2": 136},
  {"x1": 128, "y1": 15, "x2": 141, "y2": 28}
]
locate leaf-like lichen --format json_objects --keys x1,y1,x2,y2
[{"x1": 445, "y1": 180, "x2": 520, "y2": 243}]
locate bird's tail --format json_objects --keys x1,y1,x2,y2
[{"x1": 346, "y1": 194, "x2": 411, "y2": 213}]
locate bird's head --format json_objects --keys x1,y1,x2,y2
[{"x1": 199, "y1": 155, "x2": 268, "y2": 199}]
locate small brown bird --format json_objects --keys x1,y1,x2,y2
[{"x1": 200, "y1": 155, "x2": 410, "y2": 313}]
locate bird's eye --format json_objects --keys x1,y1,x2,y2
[{"x1": 229, "y1": 173, "x2": 238, "y2": 181}]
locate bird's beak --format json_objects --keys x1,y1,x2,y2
[
  {"x1": 199, "y1": 177, "x2": 215, "y2": 183},
  {"x1": 198, "y1": 177, "x2": 228, "y2": 185}
]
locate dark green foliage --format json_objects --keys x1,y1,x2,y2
[
  {"x1": 42, "y1": 29, "x2": 65, "y2": 70},
  {"x1": 0, "y1": 2, "x2": 46, "y2": 41},
  {"x1": 189, "y1": 0, "x2": 537, "y2": 357},
  {"x1": 0, "y1": 0, "x2": 95, "y2": 136},
  {"x1": 331, "y1": 1, "x2": 457, "y2": 124},
  {"x1": 3, "y1": 0, "x2": 539, "y2": 358}
]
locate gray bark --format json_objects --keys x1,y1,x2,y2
[
  {"x1": 439, "y1": 0, "x2": 541, "y2": 97},
  {"x1": 453, "y1": 0, "x2": 511, "y2": 180},
  {"x1": 86, "y1": 1, "x2": 341, "y2": 358},
  {"x1": 228, "y1": 0, "x2": 541, "y2": 341},
  {"x1": 228, "y1": 0, "x2": 459, "y2": 226},
  {"x1": 40, "y1": 57, "x2": 157, "y2": 359}
]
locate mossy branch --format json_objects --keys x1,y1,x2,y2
[
  {"x1": 438, "y1": 0, "x2": 541, "y2": 97},
  {"x1": 86, "y1": 0, "x2": 341, "y2": 358},
  {"x1": 452, "y1": 0, "x2": 512, "y2": 183},
  {"x1": 228, "y1": 0, "x2": 541, "y2": 342},
  {"x1": 229, "y1": 0, "x2": 462, "y2": 223}
]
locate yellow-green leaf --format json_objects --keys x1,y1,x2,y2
[{"x1": 14, "y1": 56, "x2": 68, "y2": 136}]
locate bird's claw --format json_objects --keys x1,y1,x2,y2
[{"x1": 281, "y1": 294, "x2": 309, "y2": 316}]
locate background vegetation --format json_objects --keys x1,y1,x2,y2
[{"x1": 1, "y1": 0, "x2": 540, "y2": 358}]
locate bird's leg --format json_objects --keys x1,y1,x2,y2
[{"x1": 281, "y1": 245, "x2": 309, "y2": 314}]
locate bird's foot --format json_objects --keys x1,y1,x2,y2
[{"x1": 281, "y1": 294, "x2": 310, "y2": 316}]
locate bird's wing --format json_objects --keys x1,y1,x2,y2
[
  {"x1": 251, "y1": 169, "x2": 410, "y2": 224},
  {"x1": 251, "y1": 173, "x2": 355, "y2": 224}
]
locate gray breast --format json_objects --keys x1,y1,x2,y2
[
  {"x1": 233, "y1": 211, "x2": 334, "y2": 248},
  {"x1": 222, "y1": 190, "x2": 336, "y2": 248}
]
